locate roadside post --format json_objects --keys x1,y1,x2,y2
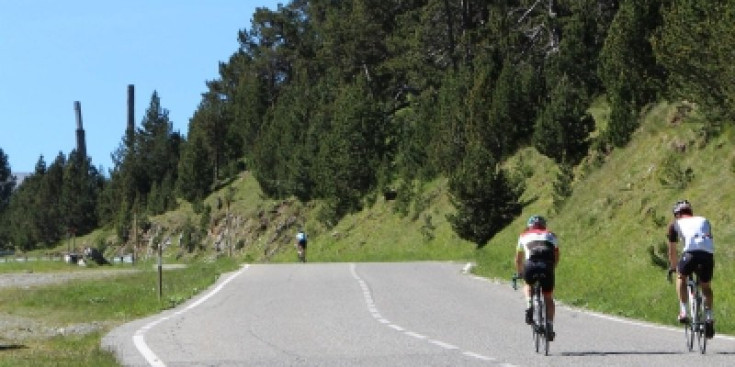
[{"x1": 157, "y1": 243, "x2": 163, "y2": 301}]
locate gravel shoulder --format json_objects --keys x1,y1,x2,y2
[
  {"x1": 0, "y1": 268, "x2": 138, "y2": 289},
  {"x1": 0, "y1": 268, "x2": 139, "y2": 343}
]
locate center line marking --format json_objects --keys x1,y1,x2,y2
[{"x1": 349, "y1": 263, "x2": 500, "y2": 363}]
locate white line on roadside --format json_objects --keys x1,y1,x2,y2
[{"x1": 133, "y1": 264, "x2": 251, "y2": 367}]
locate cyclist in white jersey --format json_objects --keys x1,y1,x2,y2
[
  {"x1": 515, "y1": 215, "x2": 560, "y2": 340},
  {"x1": 295, "y1": 230, "x2": 308, "y2": 262},
  {"x1": 666, "y1": 199, "x2": 715, "y2": 338}
]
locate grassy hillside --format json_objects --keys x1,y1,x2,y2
[{"x1": 477, "y1": 100, "x2": 735, "y2": 333}]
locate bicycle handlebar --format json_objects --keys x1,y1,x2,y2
[{"x1": 511, "y1": 273, "x2": 520, "y2": 290}]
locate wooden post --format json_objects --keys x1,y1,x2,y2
[
  {"x1": 157, "y1": 243, "x2": 163, "y2": 301},
  {"x1": 132, "y1": 212, "x2": 137, "y2": 264}
]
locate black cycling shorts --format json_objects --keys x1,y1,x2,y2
[
  {"x1": 523, "y1": 260, "x2": 555, "y2": 293},
  {"x1": 297, "y1": 239, "x2": 307, "y2": 249},
  {"x1": 677, "y1": 250, "x2": 714, "y2": 283}
]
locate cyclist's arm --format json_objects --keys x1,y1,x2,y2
[
  {"x1": 553, "y1": 247, "x2": 560, "y2": 268},
  {"x1": 666, "y1": 222, "x2": 679, "y2": 270},
  {"x1": 514, "y1": 249, "x2": 524, "y2": 275}
]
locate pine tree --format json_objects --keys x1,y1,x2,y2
[
  {"x1": 652, "y1": 0, "x2": 735, "y2": 122},
  {"x1": 599, "y1": 0, "x2": 665, "y2": 147},
  {"x1": 533, "y1": 75, "x2": 594, "y2": 164},
  {"x1": 177, "y1": 131, "x2": 213, "y2": 202},
  {"x1": 447, "y1": 143, "x2": 522, "y2": 248},
  {"x1": 0, "y1": 148, "x2": 14, "y2": 213},
  {"x1": 0, "y1": 148, "x2": 15, "y2": 245}
]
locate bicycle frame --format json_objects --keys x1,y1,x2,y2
[
  {"x1": 685, "y1": 274, "x2": 707, "y2": 353},
  {"x1": 513, "y1": 273, "x2": 550, "y2": 355},
  {"x1": 531, "y1": 280, "x2": 550, "y2": 355}
]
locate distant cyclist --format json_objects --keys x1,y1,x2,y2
[
  {"x1": 296, "y1": 230, "x2": 307, "y2": 262},
  {"x1": 515, "y1": 215, "x2": 560, "y2": 340},
  {"x1": 667, "y1": 199, "x2": 715, "y2": 338}
]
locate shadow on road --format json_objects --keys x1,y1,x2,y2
[
  {"x1": 561, "y1": 350, "x2": 681, "y2": 357},
  {"x1": 0, "y1": 343, "x2": 27, "y2": 351}
]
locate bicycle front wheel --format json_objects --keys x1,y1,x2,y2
[
  {"x1": 683, "y1": 322, "x2": 694, "y2": 351},
  {"x1": 697, "y1": 322, "x2": 707, "y2": 354}
]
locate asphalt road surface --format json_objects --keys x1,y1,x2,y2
[{"x1": 102, "y1": 262, "x2": 735, "y2": 366}]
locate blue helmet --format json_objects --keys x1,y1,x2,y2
[{"x1": 526, "y1": 215, "x2": 546, "y2": 229}]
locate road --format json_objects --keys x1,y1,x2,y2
[{"x1": 102, "y1": 262, "x2": 735, "y2": 366}]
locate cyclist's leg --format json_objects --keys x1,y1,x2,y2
[
  {"x1": 522, "y1": 263, "x2": 536, "y2": 324},
  {"x1": 676, "y1": 253, "x2": 695, "y2": 321},
  {"x1": 697, "y1": 252, "x2": 714, "y2": 311},
  {"x1": 540, "y1": 262, "x2": 555, "y2": 340},
  {"x1": 697, "y1": 252, "x2": 715, "y2": 337},
  {"x1": 543, "y1": 292, "x2": 554, "y2": 320},
  {"x1": 542, "y1": 271, "x2": 555, "y2": 323},
  {"x1": 701, "y1": 282, "x2": 713, "y2": 311}
]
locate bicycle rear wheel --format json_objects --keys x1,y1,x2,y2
[
  {"x1": 694, "y1": 296, "x2": 706, "y2": 354},
  {"x1": 534, "y1": 293, "x2": 549, "y2": 355}
]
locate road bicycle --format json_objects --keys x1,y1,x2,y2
[
  {"x1": 668, "y1": 269, "x2": 709, "y2": 353},
  {"x1": 296, "y1": 243, "x2": 306, "y2": 263},
  {"x1": 513, "y1": 273, "x2": 551, "y2": 355}
]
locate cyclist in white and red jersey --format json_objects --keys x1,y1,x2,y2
[
  {"x1": 667, "y1": 199, "x2": 715, "y2": 338},
  {"x1": 515, "y1": 215, "x2": 560, "y2": 340}
]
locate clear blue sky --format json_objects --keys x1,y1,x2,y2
[{"x1": 1, "y1": 1, "x2": 280, "y2": 175}]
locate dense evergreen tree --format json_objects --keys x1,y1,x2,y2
[
  {"x1": 599, "y1": 0, "x2": 665, "y2": 147},
  {"x1": 177, "y1": 129, "x2": 214, "y2": 202},
  {"x1": 0, "y1": 149, "x2": 14, "y2": 214},
  {"x1": 447, "y1": 143, "x2": 522, "y2": 248},
  {"x1": 533, "y1": 75, "x2": 595, "y2": 164},
  {"x1": 652, "y1": 0, "x2": 735, "y2": 122},
  {"x1": 0, "y1": 148, "x2": 15, "y2": 246},
  {"x1": 433, "y1": 69, "x2": 470, "y2": 176},
  {"x1": 60, "y1": 151, "x2": 102, "y2": 237},
  {"x1": 136, "y1": 92, "x2": 181, "y2": 199},
  {"x1": 314, "y1": 78, "x2": 386, "y2": 218}
]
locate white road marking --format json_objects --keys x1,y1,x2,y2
[
  {"x1": 405, "y1": 331, "x2": 428, "y2": 339},
  {"x1": 429, "y1": 339, "x2": 459, "y2": 350},
  {"x1": 349, "y1": 263, "x2": 499, "y2": 363},
  {"x1": 389, "y1": 324, "x2": 406, "y2": 331},
  {"x1": 133, "y1": 264, "x2": 251, "y2": 367},
  {"x1": 464, "y1": 351, "x2": 496, "y2": 361}
]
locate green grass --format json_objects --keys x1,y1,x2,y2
[
  {"x1": 0, "y1": 332, "x2": 117, "y2": 367},
  {"x1": 0, "y1": 257, "x2": 240, "y2": 366}
]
